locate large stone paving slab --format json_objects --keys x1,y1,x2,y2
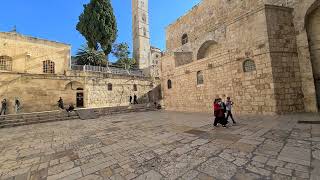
[
  {"x1": 278, "y1": 146, "x2": 311, "y2": 166},
  {"x1": 0, "y1": 111, "x2": 319, "y2": 180},
  {"x1": 198, "y1": 157, "x2": 237, "y2": 179}
]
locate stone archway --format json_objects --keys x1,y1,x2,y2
[
  {"x1": 196, "y1": 40, "x2": 217, "y2": 60},
  {"x1": 306, "y1": 5, "x2": 320, "y2": 108}
]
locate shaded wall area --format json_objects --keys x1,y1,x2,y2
[{"x1": 0, "y1": 71, "x2": 161, "y2": 114}]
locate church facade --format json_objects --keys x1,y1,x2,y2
[{"x1": 161, "y1": 0, "x2": 320, "y2": 114}]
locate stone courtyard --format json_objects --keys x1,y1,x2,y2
[{"x1": 0, "y1": 111, "x2": 320, "y2": 180}]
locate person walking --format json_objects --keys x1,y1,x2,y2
[
  {"x1": 213, "y1": 99, "x2": 228, "y2": 127},
  {"x1": 226, "y1": 97, "x2": 236, "y2": 124},
  {"x1": 133, "y1": 94, "x2": 138, "y2": 104},
  {"x1": 15, "y1": 98, "x2": 21, "y2": 114},
  {"x1": 0, "y1": 99, "x2": 7, "y2": 115},
  {"x1": 57, "y1": 97, "x2": 64, "y2": 110},
  {"x1": 129, "y1": 95, "x2": 133, "y2": 104}
]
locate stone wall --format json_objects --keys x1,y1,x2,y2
[
  {"x1": 0, "y1": 72, "x2": 80, "y2": 114},
  {"x1": 161, "y1": 0, "x2": 320, "y2": 114},
  {"x1": 0, "y1": 32, "x2": 70, "y2": 75},
  {"x1": 0, "y1": 71, "x2": 160, "y2": 114},
  {"x1": 162, "y1": 6, "x2": 277, "y2": 114},
  {"x1": 265, "y1": 0, "x2": 320, "y2": 112},
  {"x1": 84, "y1": 72, "x2": 158, "y2": 108},
  {"x1": 174, "y1": 52, "x2": 193, "y2": 67},
  {"x1": 266, "y1": 6, "x2": 305, "y2": 112}
]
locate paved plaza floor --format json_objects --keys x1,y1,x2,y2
[{"x1": 0, "y1": 111, "x2": 320, "y2": 180}]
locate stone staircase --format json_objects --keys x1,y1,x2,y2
[
  {"x1": 0, "y1": 104, "x2": 157, "y2": 129},
  {"x1": 0, "y1": 111, "x2": 79, "y2": 128},
  {"x1": 92, "y1": 104, "x2": 157, "y2": 116}
]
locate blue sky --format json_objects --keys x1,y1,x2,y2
[{"x1": 0, "y1": 0, "x2": 200, "y2": 61}]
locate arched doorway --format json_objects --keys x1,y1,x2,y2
[
  {"x1": 64, "y1": 81, "x2": 84, "y2": 108},
  {"x1": 306, "y1": 5, "x2": 320, "y2": 108}
]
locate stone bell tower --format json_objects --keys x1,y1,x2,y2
[{"x1": 132, "y1": 0, "x2": 151, "y2": 72}]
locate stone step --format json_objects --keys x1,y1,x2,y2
[
  {"x1": 0, "y1": 105, "x2": 158, "y2": 129},
  {"x1": 0, "y1": 116, "x2": 79, "y2": 127}
]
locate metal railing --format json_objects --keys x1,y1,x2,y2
[{"x1": 71, "y1": 65, "x2": 144, "y2": 77}]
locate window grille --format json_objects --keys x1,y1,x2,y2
[
  {"x1": 243, "y1": 59, "x2": 256, "y2": 72},
  {"x1": 43, "y1": 60, "x2": 55, "y2": 74},
  {"x1": 0, "y1": 56, "x2": 13, "y2": 71}
]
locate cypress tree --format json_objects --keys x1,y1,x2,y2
[{"x1": 76, "y1": 0, "x2": 117, "y2": 56}]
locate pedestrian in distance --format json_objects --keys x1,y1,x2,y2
[
  {"x1": 0, "y1": 99, "x2": 7, "y2": 115},
  {"x1": 15, "y1": 98, "x2": 21, "y2": 114},
  {"x1": 66, "y1": 104, "x2": 75, "y2": 117},
  {"x1": 57, "y1": 97, "x2": 64, "y2": 110},
  {"x1": 226, "y1": 97, "x2": 236, "y2": 124},
  {"x1": 213, "y1": 99, "x2": 228, "y2": 127},
  {"x1": 133, "y1": 94, "x2": 138, "y2": 104},
  {"x1": 66, "y1": 104, "x2": 75, "y2": 113}
]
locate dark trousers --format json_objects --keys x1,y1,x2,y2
[
  {"x1": 214, "y1": 116, "x2": 227, "y2": 126},
  {"x1": 0, "y1": 108, "x2": 6, "y2": 115},
  {"x1": 226, "y1": 110, "x2": 236, "y2": 123}
]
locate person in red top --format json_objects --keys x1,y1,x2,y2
[{"x1": 213, "y1": 99, "x2": 228, "y2": 127}]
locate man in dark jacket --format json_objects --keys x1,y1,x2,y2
[{"x1": 57, "y1": 97, "x2": 64, "y2": 110}]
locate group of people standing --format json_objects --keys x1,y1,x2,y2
[
  {"x1": 0, "y1": 98, "x2": 21, "y2": 115},
  {"x1": 213, "y1": 97, "x2": 236, "y2": 127},
  {"x1": 129, "y1": 94, "x2": 138, "y2": 104}
]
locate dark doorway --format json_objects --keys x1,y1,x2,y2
[
  {"x1": 306, "y1": 5, "x2": 320, "y2": 108},
  {"x1": 76, "y1": 93, "x2": 84, "y2": 108},
  {"x1": 316, "y1": 79, "x2": 320, "y2": 109}
]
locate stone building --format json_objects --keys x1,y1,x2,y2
[
  {"x1": 150, "y1": 46, "x2": 162, "y2": 77},
  {"x1": 161, "y1": 0, "x2": 320, "y2": 114},
  {"x1": 132, "y1": 0, "x2": 162, "y2": 77},
  {"x1": 0, "y1": 32, "x2": 160, "y2": 114}
]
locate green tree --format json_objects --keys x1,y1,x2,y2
[
  {"x1": 112, "y1": 43, "x2": 136, "y2": 69},
  {"x1": 75, "y1": 45, "x2": 107, "y2": 66},
  {"x1": 76, "y1": 0, "x2": 117, "y2": 56}
]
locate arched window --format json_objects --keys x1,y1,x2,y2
[
  {"x1": 182, "y1": 34, "x2": 188, "y2": 45},
  {"x1": 197, "y1": 71, "x2": 204, "y2": 85},
  {"x1": 108, "y1": 83, "x2": 112, "y2": 91},
  {"x1": 243, "y1": 59, "x2": 256, "y2": 72},
  {"x1": 0, "y1": 56, "x2": 13, "y2": 71},
  {"x1": 43, "y1": 60, "x2": 55, "y2": 74},
  {"x1": 133, "y1": 84, "x2": 138, "y2": 91},
  {"x1": 167, "y1": 79, "x2": 172, "y2": 89}
]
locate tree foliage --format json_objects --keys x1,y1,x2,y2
[
  {"x1": 75, "y1": 45, "x2": 107, "y2": 66},
  {"x1": 76, "y1": 0, "x2": 117, "y2": 56},
  {"x1": 112, "y1": 43, "x2": 136, "y2": 69}
]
